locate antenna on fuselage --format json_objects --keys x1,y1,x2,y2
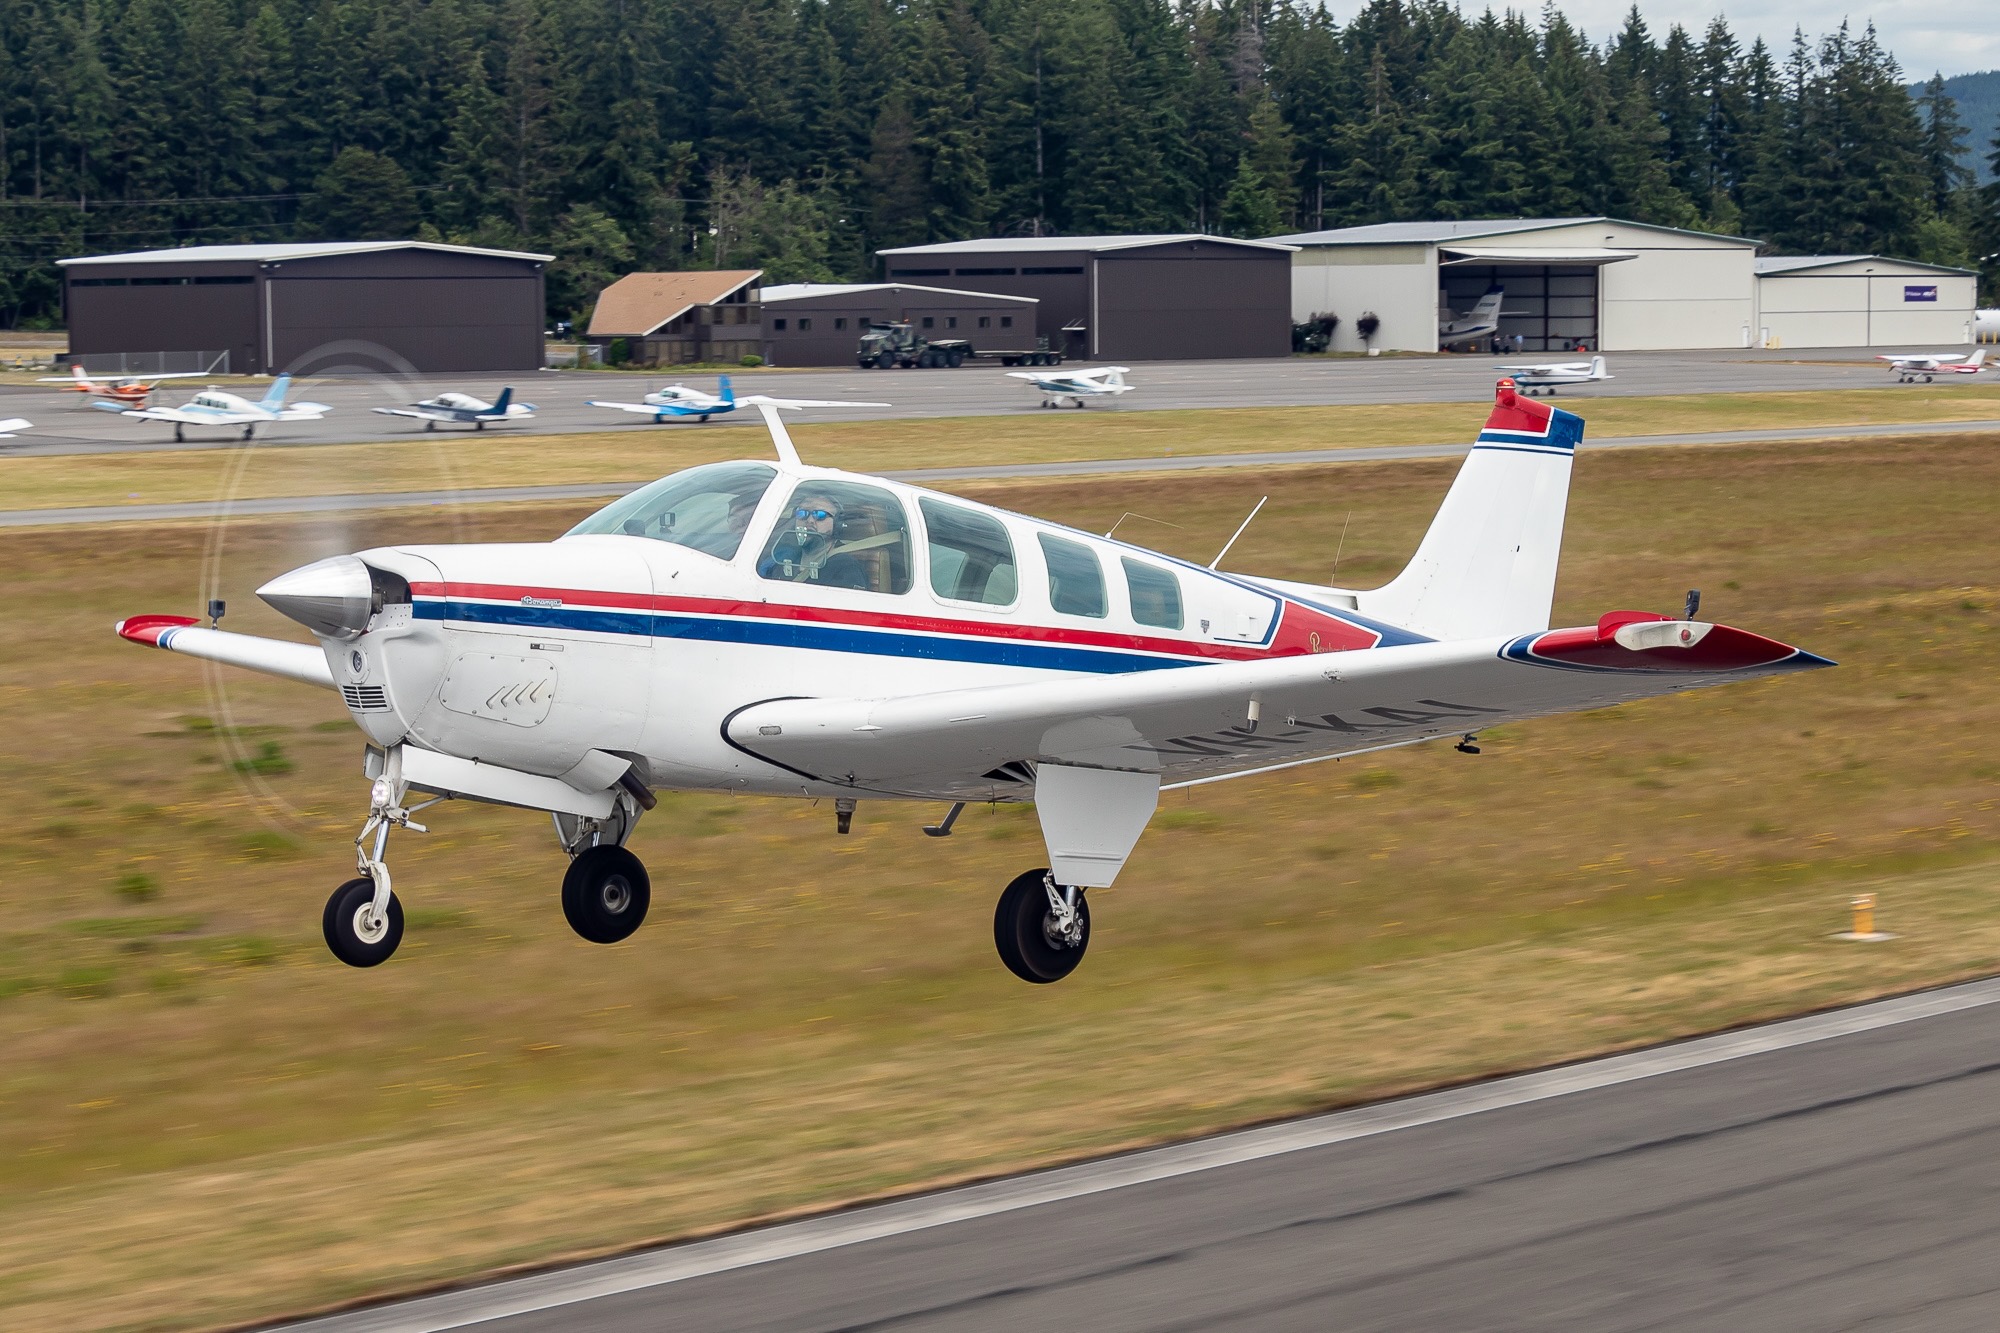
[
  {"x1": 1208, "y1": 495, "x2": 1268, "y2": 570},
  {"x1": 736, "y1": 395, "x2": 890, "y2": 468}
]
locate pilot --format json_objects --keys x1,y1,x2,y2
[{"x1": 761, "y1": 494, "x2": 870, "y2": 589}]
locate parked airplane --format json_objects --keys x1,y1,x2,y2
[
  {"x1": 1493, "y1": 355, "x2": 1611, "y2": 394},
  {"x1": 588, "y1": 375, "x2": 741, "y2": 423},
  {"x1": 1438, "y1": 285, "x2": 1505, "y2": 349},
  {"x1": 1007, "y1": 365, "x2": 1134, "y2": 408},
  {"x1": 1877, "y1": 348, "x2": 1985, "y2": 383},
  {"x1": 38, "y1": 364, "x2": 207, "y2": 403},
  {"x1": 115, "y1": 383, "x2": 1830, "y2": 982},
  {"x1": 104, "y1": 375, "x2": 331, "y2": 442},
  {"x1": 0, "y1": 417, "x2": 30, "y2": 437},
  {"x1": 373, "y1": 387, "x2": 536, "y2": 431}
]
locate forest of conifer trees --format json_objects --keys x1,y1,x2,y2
[{"x1": 1, "y1": 0, "x2": 1995, "y2": 326}]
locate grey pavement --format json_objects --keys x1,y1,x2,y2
[
  {"x1": 0, "y1": 344, "x2": 1982, "y2": 458},
  {"x1": 272, "y1": 977, "x2": 2000, "y2": 1332},
  {"x1": 6, "y1": 415, "x2": 1997, "y2": 529}
]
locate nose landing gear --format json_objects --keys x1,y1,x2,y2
[
  {"x1": 994, "y1": 868, "x2": 1090, "y2": 984},
  {"x1": 323, "y1": 745, "x2": 436, "y2": 968}
]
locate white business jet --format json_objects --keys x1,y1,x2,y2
[
  {"x1": 1492, "y1": 355, "x2": 1611, "y2": 394},
  {"x1": 1877, "y1": 348, "x2": 1984, "y2": 383},
  {"x1": 106, "y1": 375, "x2": 331, "y2": 442},
  {"x1": 115, "y1": 384, "x2": 1829, "y2": 983},
  {"x1": 1438, "y1": 285, "x2": 1505, "y2": 349},
  {"x1": 1007, "y1": 365, "x2": 1134, "y2": 408},
  {"x1": 373, "y1": 387, "x2": 536, "y2": 431}
]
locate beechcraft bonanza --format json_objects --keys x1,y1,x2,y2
[
  {"x1": 373, "y1": 387, "x2": 536, "y2": 431},
  {"x1": 587, "y1": 375, "x2": 745, "y2": 423},
  {"x1": 1492, "y1": 354, "x2": 1611, "y2": 394},
  {"x1": 1878, "y1": 348, "x2": 1985, "y2": 383},
  {"x1": 1438, "y1": 285, "x2": 1505, "y2": 349},
  {"x1": 1007, "y1": 364, "x2": 1134, "y2": 408},
  {"x1": 105, "y1": 375, "x2": 331, "y2": 442},
  {"x1": 38, "y1": 363, "x2": 207, "y2": 404},
  {"x1": 117, "y1": 381, "x2": 1830, "y2": 983}
]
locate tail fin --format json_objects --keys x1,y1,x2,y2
[
  {"x1": 1357, "y1": 380, "x2": 1579, "y2": 642},
  {"x1": 718, "y1": 375, "x2": 734, "y2": 405},
  {"x1": 1965, "y1": 349, "x2": 1987, "y2": 369},
  {"x1": 1473, "y1": 285, "x2": 1504, "y2": 318},
  {"x1": 1105, "y1": 368, "x2": 1125, "y2": 387},
  {"x1": 72, "y1": 364, "x2": 88, "y2": 382},
  {"x1": 490, "y1": 386, "x2": 512, "y2": 412},
  {"x1": 258, "y1": 375, "x2": 292, "y2": 410},
  {"x1": 1589, "y1": 355, "x2": 1607, "y2": 378}
]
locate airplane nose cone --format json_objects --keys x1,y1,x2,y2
[{"x1": 257, "y1": 555, "x2": 376, "y2": 640}]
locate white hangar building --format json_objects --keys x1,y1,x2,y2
[
  {"x1": 1753, "y1": 255, "x2": 1979, "y2": 348},
  {"x1": 1267, "y1": 217, "x2": 1760, "y2": 354}
]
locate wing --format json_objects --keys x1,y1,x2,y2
[
  {"x1": 722, "y1": 614, "x2": 1830, "y2": 799},
  {"x1": 372, "y1": 407, "x2": 448, "y2": 421},
  {"x1": 587, "y1": 400, "x2": 672, "y2": 415},
  {"x1": 0, "y1": 417, "x2": 29, "y2": 436},
  {"x1": 115, "y1": 615, "x2": 334, "y2": 688},
  {"x1": 277, "y1": 403, "x2": 331, "y2": 419},
  {"x1": 118, "y1": 407, "x2": 241, "y2": 424}
]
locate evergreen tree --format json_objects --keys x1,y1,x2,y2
[
  {"x1": 300, "y1": 147, "x2": 418, "y2": 239},
  {"x1": 1915, "y1": 73, "x2": 1973, "y2": 215}
]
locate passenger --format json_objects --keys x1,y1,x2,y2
[{"x1": 761, "y1": 494, "x2": 871, "y2": 589}]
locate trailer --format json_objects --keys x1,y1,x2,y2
[{"x1": 856, "y1": 322, "x2": 1062, "y2": 369}]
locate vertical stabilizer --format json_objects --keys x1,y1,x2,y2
[
  {"x1": 259, "y1": 375, "x2": 292, "y2": 410},
  {"x1": 718, "y1": 375, "x2": 735, "y2": 405},
  {"x1": 490, "y1": 386, "x2": 512, "y2": 413},
  {"x1": 1356, "y1": 380, "x2": 1580, "y2": 642}
]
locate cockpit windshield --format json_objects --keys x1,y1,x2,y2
[{"x1": 564, "y1": 461, "x2": 776, "y2": 560}]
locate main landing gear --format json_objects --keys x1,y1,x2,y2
[
  {"x1": 993, "y1": 868, "x2": 1090, "y2": 983},
  {"x1": 552, "y1": 793, "x2": 651, "y2": 944}
]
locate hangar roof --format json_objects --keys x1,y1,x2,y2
[
  {"x1": 762, "y1": 282, "x2": 1037, "y2": 304},
  {"x1": 879, "y1": 234, "x2": 1296, "y2": 255},
  {"x1": 588, "y1": 270, "x2": 763, "y2": 337},
  {"x1": 1755, "y1": 254, "x2": 1978, "y2": 276},
  {"x1": 59, "y1": 240, "x2": 553, "y2": 265},
  {"x1": 1268, "y1": 217, "x2": 1757, "y2": 247}
]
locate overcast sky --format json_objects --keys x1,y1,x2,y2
[{"x1": 1318, "y1": 1, "x2": 1997, "y2": 80}]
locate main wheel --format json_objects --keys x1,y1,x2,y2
[
  {"x1": 562, "y1": 845, "x2": 651, "y2": 944},
  {"x1": 323, "y1": 876, "x2": 404, "y2": 968},
  {"x1": 993, "y1": 869, "x2": 1090, "y2": 984}
]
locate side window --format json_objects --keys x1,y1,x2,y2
[
  {"x1": 1039, "y1": 533, "x2": 1106, "y2": 618},
  {"x1": 757, "y1": 481, "x2": 913, "y2": 594},
  {"x1": 1122, "y1": 557, "x2": 1183, "y2": 630},
  {"x1": 921, "y1": 499, "x2": 1018, "y2": 606},
  {"x1": 798, "y1": 317, "x2": 811, "y2": 332}
]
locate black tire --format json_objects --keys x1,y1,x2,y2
[
  {"x1": 322, "y1": 876, "x2": 404, "y2": 968},
  {"x1": 876, "y1": 352, "x2": 895, "y2": 369},
  {"x1": 946, "y1": 350, "x2": 964, "y2": 368},
  {"x1": 993, "y1": 869, "x2": 1089, "y2": 984},
  {"x1": 562, "y1": 845, "x2": 651, "y2": 944}
]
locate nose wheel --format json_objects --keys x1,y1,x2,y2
[
  {"x1": 562, "y1": 845, "x2": 652, "y2": 944},
  {"x1": 323, "y1": 876, "x2": 405, "y2": 967},
  {"x1": 994, "y1": 868, "x2": 1090, "y2": 983}
]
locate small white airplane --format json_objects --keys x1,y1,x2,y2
[
  {"x1": 1007, "y1": 365, "x2": 1134, "y2": 408},
  {"x1": 1877, "y1": 348, "x2": 1985, "y2": 383},
  {"x1": 588, "y1": 375, "x2": 742, "y2": 423},
  {"x1": 103, "y1": 375, "x2": 331, "y2": 442},
  {"x1": 373, "y1": 387, "x2": 536, "y2": 431},
  {"x1": 115, "y1": 383, "x2": 1831, "y2": 982},
  {"x1": 1439, "y1": 285, "x2": 1505, "y2": 350},
  {"x1": 1493, "y1": 355, "x2": 1611, "y2": 394},
  {"x1": 0, "y1": 417, "x2": 31, "y2": 437},
  {"x1": 38, "y1": 364, "x2": 208, "y2": 403}
]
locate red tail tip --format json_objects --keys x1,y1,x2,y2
[{"x1": 1496, "y1": 378, "x2": 1518, "y2": 408}]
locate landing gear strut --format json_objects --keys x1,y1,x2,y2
[
  {"x1": 323, "y1": 745, "x2": 435, "y2": 967},
  {"x1": 994, "y1": 868, "x2": 1090, "y2": 983}
]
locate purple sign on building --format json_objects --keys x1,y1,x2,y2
[{"x1": 1905, "y1": 285, "x2": 1938, "y2": 302}]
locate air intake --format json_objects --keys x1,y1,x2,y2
[{"x1": 341, "y1": 684, "x2": 390, "y2": 712}]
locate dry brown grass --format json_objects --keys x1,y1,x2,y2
[
  {"x1": 1, "y1": 430, "x2": 1998, "y2": 1329},
  {"x1": 2, "y1": 383, "x2": 1997, "y2": 512}
]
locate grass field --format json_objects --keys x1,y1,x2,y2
[
  {"x1": 3, "y1": 383, "x2": 1998, "y2": 513},
  {"x1": 3, "y1": 428, "x2": 1999, "y2": 1330}
]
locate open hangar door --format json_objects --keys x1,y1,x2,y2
[{"x1": 1438, "y1": 263, "x2": 1601, "y2": 353}]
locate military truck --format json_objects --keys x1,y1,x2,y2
[{"x1": 856, "y1": 322, "x2": 1061, "y2": 369}]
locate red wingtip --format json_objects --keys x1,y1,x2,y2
[{"x1": 117, "y1": 613, "x2": 198, "y2": 646}]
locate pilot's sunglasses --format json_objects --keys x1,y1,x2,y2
[{"x1": 794, "y1": 508, "x2": 835, "y2": 521}]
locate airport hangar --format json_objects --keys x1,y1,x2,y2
[
  {"x1": 759, "y1": 282, "x2": 1039, "y2": 366},
  {"x1": 1752, "y1": 255, "x2": 1980, "y2": 348},
  {"x1": 875, "y1": 235, "x2": 1296, "y2": 360},
  {"x1": 58, "y1": 241, "x2": 552, "y2": 375}
]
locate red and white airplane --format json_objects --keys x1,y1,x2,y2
[
  {"x1": 116, "y1": 383, "x2": 1831, "y2": 982},
  {"x1": 38, "y1": 363, "x2": 207, "y2": 403},
  {"x1": 1877, "y1": 348, "x2": 1985, "y2": 383}
]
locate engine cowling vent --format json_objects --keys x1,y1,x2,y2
[{"x1": 341, "y1": 684, "x2": 391, "y2": 712}]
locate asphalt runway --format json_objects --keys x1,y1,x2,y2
[
  {"x1": 6, "y1": 416, "x2": 1997, "y2": 529},
  {"x1": 0, "y1": 345, "x2": 1977, "y2": 458},
  {"x1": 277, "y1": 978, "x2": 2000, "y2": 1333}
]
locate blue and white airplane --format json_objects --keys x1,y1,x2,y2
[
  {"x1": 106, "y1": 375, "x2": 331, "y2": 442},
  {"x1": 588, "y1": 375, "x2": 742, "y2": 424},
  {"x1": 373, "y1": 387, "x2": 536, "y2": 431}
]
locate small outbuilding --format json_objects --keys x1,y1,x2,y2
[
  {"x1": 58, "y1": 241, "x2": 551, "y2": 374},
  {"x1": 758, "y1": 283, "x2": 1039, "y2": 366},
  {"x1": 1267, "y1": 218, "x2": 1761, "y2": 354},
  {"x1": 1754, "y1": 256, "x2": 1978, "y2": 348},
  {"x1": 876, "y1": 235, "x2": 1296, "y2": 361},
  {"x1": 585, "y1": 270, "x2": 765, "y2": 366}
]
